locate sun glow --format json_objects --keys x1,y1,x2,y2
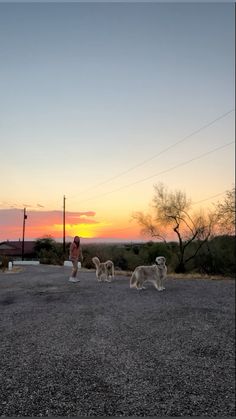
[{"x1": 53, "y1": 222, "x2": 112, "y2": 239}]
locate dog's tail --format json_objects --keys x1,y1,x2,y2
[
  {"x1": 130, "y1": 270, "x2": 137, "y2": 288},
  {"x1": 92, "y1": 257, "x2": 100, "y2": 268}
]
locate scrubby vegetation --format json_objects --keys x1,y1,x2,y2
[
  {"x1": 81, "y1": 236, "x2": 235, "y2": 276},
  {"x1": 35, "y1": 237, "x2": 69, "y2": 266},
  {"x1": 0, "y1": 255, "x2": 10, "y2": 271},
  {"x1": 34, "y1": 235, "x2": 235, "y2": 277}
]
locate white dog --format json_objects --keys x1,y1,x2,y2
[
  {"x1": 130, "y1": 256, "x2": 167, "y2": 291},
  {"x1": 92, "y1": 256, "x2": 115, "y2": 282}
]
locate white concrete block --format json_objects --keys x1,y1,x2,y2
[
  {"x1": 64, "y1": 260, "x2": 81, "y2": 269},
  {"x1": 14, "y1": 261, "x2": 40, "y2": 266}
]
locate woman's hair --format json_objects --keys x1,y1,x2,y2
[{"x1": 74, "y1": 236, "x2": 80, "y2": 247}]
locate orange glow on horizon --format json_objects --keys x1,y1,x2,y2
[{"x1": 0, "y1": 208, "x2": 179, "y2": 242}]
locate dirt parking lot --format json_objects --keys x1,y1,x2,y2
[{"x1": 0, "y1": 265, "x2": 235, "y2": 417}]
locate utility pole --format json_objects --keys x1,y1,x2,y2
[
  {"x1": 63, "y1": 195, "x2": 66, "y2": 254},
  {"x1": 22, "y1": 208, "x2": 27, "y2": 261}
]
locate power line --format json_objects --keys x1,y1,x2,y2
[
  {"x1": 86, "y1": 191, "x2": 231, "y2": 237},
  {"x1": 192, "y1": 191, "x2": 229, "y2": 206},
  {"x1": 73, "y1": 141, "x2": 234, "y2": 205},
  {"x1": 69, "y1": 108, "x2": 234, "y2": 200}
]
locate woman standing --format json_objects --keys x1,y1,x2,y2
[{"x1": 69, "y1": 236, "x2": 83, "y2": 282}]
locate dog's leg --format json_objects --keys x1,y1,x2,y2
[
  {"x1": 105, "y1": 265, "x2": 110, "y2": 282},
  {"x1": 107, "y1": 271, "x2": 112, "y2": 282},
  {"x1": 97, "y1": 270, "x2": 102, "y2": 282},
  {"x1": 130, "y1": 272, "x2": 138, "y2": 289},
  {"x1": 160, "y1": 272, "x2": 166, "y2": 290},
  {"x1": 136, "y1": 280, "x2": 146, "y2": 290},
  {"x1": 109, "y1": 264, "x2": 114, "y2": 281},
  {"x1": 153, "y1": 279, "x2": 163, "y2": 291},
  {"x1": 157, "y1": 274, "x2": 164, "y2": 291}
]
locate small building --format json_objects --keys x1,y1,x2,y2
[{"x1": 0, "y1": 241, "x2": 36, "y2": 260}]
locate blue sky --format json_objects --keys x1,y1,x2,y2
[{"x1": 0, "y1": 2, "x2": 234, "y2": 240}]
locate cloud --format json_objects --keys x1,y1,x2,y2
[
  {"x1": 0, "y1": 208, "x2": 146, "y2": 242},
  {"x1": 0, "y1": 208, "x2": 99, "y2": 240}
]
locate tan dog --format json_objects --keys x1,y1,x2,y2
[
  {"x1": 130, "y1": 256, "x2": 167, "y2": 291},
  {"x1": 92, "y1": 256, "x2": 115, "y2": 282}
]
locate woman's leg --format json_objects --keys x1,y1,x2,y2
[{"x1": 71, "y1": 259, "x2": 78, "y2": 277}]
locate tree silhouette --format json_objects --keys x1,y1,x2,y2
[
  {"x1": 134, "y1": 183, "x2": 216, "y2": 273},
  {"x1": 214, "y1": 187, "x2": 235, "y2": 235}
]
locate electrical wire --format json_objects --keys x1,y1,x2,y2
[
  {"x1": 69, "y1": 108, "x2": 234, "y2": 200},
  {"x1": 71, "y1": 141, "x2": 234, "y2": 205}
]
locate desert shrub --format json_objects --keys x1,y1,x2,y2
[
  {"x1": 38, "y1": 249, "x2": 59, "y2": 265},
  {"x1": 35, "y1": 237, "x2": 56, "y2": 252},
  {"x1": 82, "y1": 242, "x2": 174, "y2": 272},
  {"x1": 113, "y1": 254, "x2": 129, "y2": 270},
  {"x1": 0, "y1": 255, "x2": 9, "y2": 271},
  {"x1": 121, "y1": 252, "x2": 140, "y2": 271},
  {"x1": 82, "y1": 244, "x2": 136, "y2": 271},
  {"x1": 182, "y1": 236, "x2": 235, "y2": 276},
  {"x1": 207, "y1": 235, "x2": 235, "y2": 276},
  {"x1": 73, "y1": 236, "x2": 236, "y2": 276},
  {"x1": 145, "y1": 242, "x2": 172, "y2": 263},
  {"x1": 35, "y1": 236, "x2": 65, "y2": 265},
  {"x1": 132, "y1": 245, "x2": 140, "y2": 255},
  {"x1": 194, "y1": 247, "x2": 215, "y2": 275}
]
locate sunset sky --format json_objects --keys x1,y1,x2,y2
[{"x1": 0, "y1": 2, "x2": 234, "y2": 243}]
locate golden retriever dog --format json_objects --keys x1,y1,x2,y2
[
  {"x1": 92, "y1": 256, "x2": 115, "y2": 282},
  {"x1": 130, "y1": 256, "x2": 167, "y2": 290}
]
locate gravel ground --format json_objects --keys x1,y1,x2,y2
[{"x1": 0, "y1": 265, "x2": 235, "y2": 417}]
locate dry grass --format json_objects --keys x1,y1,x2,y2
[
  {"x1": 168, "y1": 272, "x2": 235, "y2": 281},
  {"x1": 114, "y1": 270, "x2": 234, "y2": 281},
  {"x1": 0, "y1": 266, "x2": 23, "y2": 274}
]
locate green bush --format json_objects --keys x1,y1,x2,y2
[
  {"x1": 207, "y1": 236, "x2": 235, "y2": 275},
  {"x1": 82, "y1": 242, "x2": 173, "y2": 272},
  {"x1": 35, "y1": 236, "x2": 65, "y2": 265},
  {"x1": 179, "y1": 236, "x2": 235, "y2": 276}
]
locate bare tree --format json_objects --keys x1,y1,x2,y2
[
  {"x1": 134, "y1": 183, "x2": 216, "y2": 273},
  {"x1": 214, "y1": 187, "x2": 235, "y2": 235},
  {"x1": 134, "y1": 211, "x2": 168, "y2": 243}
]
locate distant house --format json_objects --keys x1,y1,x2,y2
[{"x1": 0, "y1": 241, "x2": 36, "y2": 259}]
